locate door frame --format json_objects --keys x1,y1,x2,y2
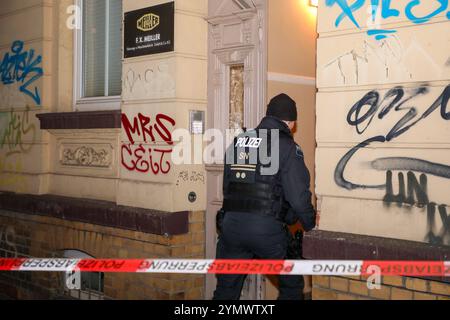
[{"x1": 205, "y1": 0, "x2": 268, "y2": 300}]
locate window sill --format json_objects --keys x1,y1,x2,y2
[
  {"x1": 0, "y1": 192, "x2": 189, "y2": 236},
  {"x1": 74, "y1": 96, "x2": 121, "y2": 112},
  {"x1": 36, "y1": 110, "x2": 122, "y2": 130}
]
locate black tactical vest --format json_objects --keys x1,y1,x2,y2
[{"x1": 222, "y1": 128, "x2": 285, "y2": 218}]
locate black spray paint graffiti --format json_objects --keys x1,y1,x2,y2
[
  {"x1": 383, "y1": 171, "x2": 428, "y2": 207},
  {"x1": 425, "y1": 203, "x2": 450, "y2": 246},
  {"x1": 384, "y1": 171, "x2": 450, "y2": 245},
  {"x1": 335, "y1": 84, "x2": 450, "y2": 190},
  {"x1": 334, "y1": 84, "x2": 450, "y2": 245}
]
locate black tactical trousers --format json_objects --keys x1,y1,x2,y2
[{"x1": 212, "y1": 212, "x2": 304, "y2": 300}]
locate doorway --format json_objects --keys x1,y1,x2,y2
[{"x1": 205, "y1": 0, "x2": 268, "y2": 300}]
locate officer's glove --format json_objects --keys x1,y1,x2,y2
[{"x1": 216, "y1": 208, "x2": 226, "y2": 234}]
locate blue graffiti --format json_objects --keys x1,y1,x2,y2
[
  {"x1": 326, "y1": 0, "x2": 450, "y2": 40},
  {"x1": 379, "y1": 0, "x2": 400, "y2": 19},
  {"x1": 405, "y1": 0, "x2": 448, "y2": 24},
  {"x1": 326, "y1": 0, "x2": 365, "y2": 28},
  {"x1": 367, "y1": 29, "x2": 397, "y2": 40},
  {"x1": 0, "y1": 40, "x2": 43, "y2": 106}
]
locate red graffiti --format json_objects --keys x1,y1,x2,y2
[
  {"x1": 121, "y1": 113, "x2": 175, "y2": 145},
  {"x1": 121, "y1": 113, "x2": 175, "y2": 175}
]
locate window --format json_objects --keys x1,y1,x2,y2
[
  {"x1": 74, "y1": 0, "x2": 123, "y2": 111},
  {"x1": 62, "y1": 250, "x2": 105, "y2": 300}
]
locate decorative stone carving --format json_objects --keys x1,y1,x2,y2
[
  {"x1": 229, "y1": 65, "x2": 245, "y2": 129},
  {"x1": 61, "y1": 146, "x2": 111, "y2": 168}
]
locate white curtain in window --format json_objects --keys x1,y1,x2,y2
[
  {"x1": 82, "y1": 0, "x2": 122, "y2": 98},
  {"x1": 108, "y1": 0, "x2": 123, "y2": 96}
]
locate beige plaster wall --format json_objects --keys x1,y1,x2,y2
[
  {"x1": 0, "y1": 0, "x2": 51, "y2": 195},
  {"x1": 0, "y1": 0, "x2": 121, "y2": 202},
  {"x1": 118, "y1": 0, "x2": 208, "y2": 212},
  {"x1": 0, "y1": 1, "x2": 209, "y2": 210},
  {"x1": 316, "y1": 0, "x2": 450, "y2": 246}
]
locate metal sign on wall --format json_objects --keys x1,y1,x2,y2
[{"x1": 124, "y1": 2, "x2": 174, "y2": 58}]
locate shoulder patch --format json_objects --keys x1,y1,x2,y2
[{"x1": 295, "y1": 145, "x2": 303, "y2": 158}]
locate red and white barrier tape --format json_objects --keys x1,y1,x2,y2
[{"x1": 0, "y1": 258, "x2": 449, "y2": 276}]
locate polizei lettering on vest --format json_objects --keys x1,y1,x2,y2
[{"x1": 235, "y1": 137, "x2": 262, "y2": 148}]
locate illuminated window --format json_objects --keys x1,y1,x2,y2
[{"x1": 74, "y1": 0, "x2": 123, "y2": 111}]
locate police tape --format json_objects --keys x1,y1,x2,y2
[{"x1": 0, "y1": 258, "x2": 449, "y2": 276}]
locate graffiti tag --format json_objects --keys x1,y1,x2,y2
[
  {"x1": 0, "y1": 40, "x2": 43, "y2": 105},
  {"x1": 335, "y1": 84, "x2": 450, "y2": 191},
  {"x1": 0, "y1": 107, "x2": 36, "y2": 156},
  {"x1": 326, "y1": 0, "x2": 450, "y2": 40},
  {"x1": 121, "y1": 113, "x2": 176, "y2": 175}
]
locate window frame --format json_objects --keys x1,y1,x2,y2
[{"x1": 73, "y1": 0, "x2": 122, "y2": 112}]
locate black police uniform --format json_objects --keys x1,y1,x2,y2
[{"x1": 213, "y1": 115, "x2": 316, "y2": 300}]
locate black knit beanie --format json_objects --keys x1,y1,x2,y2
[{"x1": 266, "y1": 93, "x2": 297, "y2": 121}]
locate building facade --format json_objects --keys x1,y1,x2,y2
[
  {"x1": 307, "y1": 0, "x2": 450, "y2": 300},
  {"x1": 0, "y1": 0, "x2": 448, "y2": 300}
]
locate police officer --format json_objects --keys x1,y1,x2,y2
[{"x1": 213, "y1": 93, "x2": 316, "y2": 300}]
